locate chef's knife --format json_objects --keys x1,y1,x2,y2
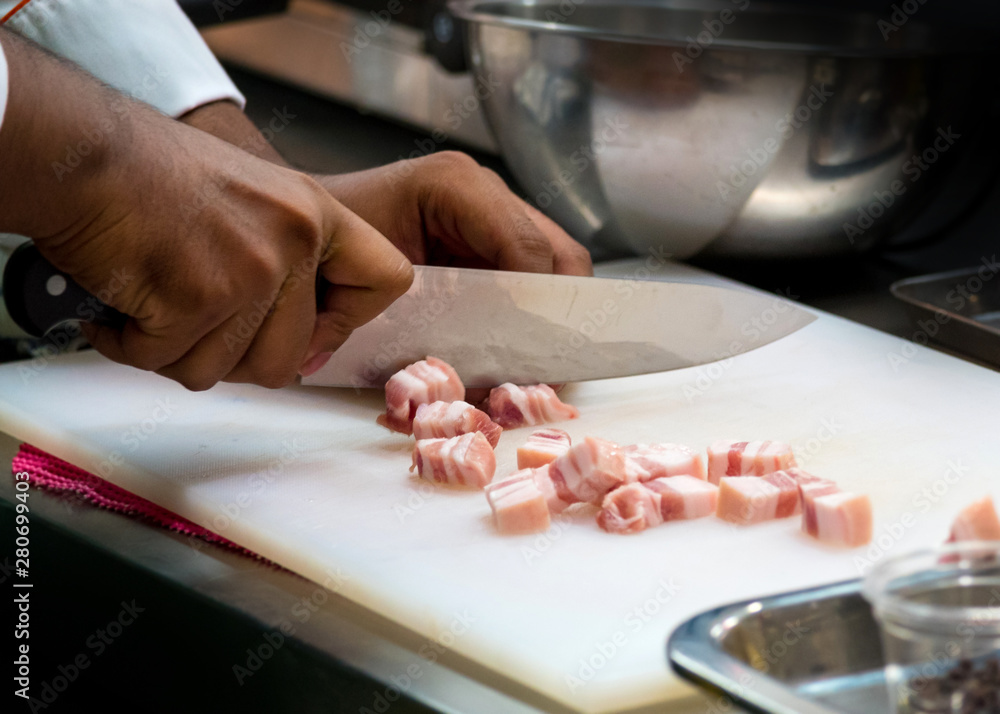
[{"x1": 2, "y1": 241, "x2": 816, "y2": 387}]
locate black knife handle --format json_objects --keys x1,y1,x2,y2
[{"x1": 2, "y1": 242, "x2": 127, "y2": 338}]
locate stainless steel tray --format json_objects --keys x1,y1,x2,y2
[
  {"x1": 891, "y1": 266, "x2": 1000, "y2": 368},
  {"x1": 668, "y1": 580, "x2": 889, "y2": 714}
]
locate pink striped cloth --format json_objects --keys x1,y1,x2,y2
[{"x1": 12, "y1": 443, "x2": 272, "y2": 564}]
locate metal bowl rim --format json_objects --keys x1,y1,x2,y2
[{"x1": 449, "y1": 0, "x2": 994, "y2": 56}]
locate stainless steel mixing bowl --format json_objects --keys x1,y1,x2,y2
[{"x1": 449, "y1": 0, "x2": 997, "y2": 258}]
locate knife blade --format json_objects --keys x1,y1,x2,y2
[
  {"x1": 305, "y1": 264, "x2": 816, "y2": 388},
  {"x1": 2, "y1": 242, "x2": 816, "y2": 387}
]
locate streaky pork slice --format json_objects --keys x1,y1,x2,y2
[
  {"x1": 624, "y1": 443, "x2": 706, "y2": 482},
  {"x1": 488, "y1": 465, "x2": 571, "y2": 515},
  {"x1": 762, "y1": 470, "x2": 803, "y2": 518},
  {"x1": 549, "y1": 436, "x2": 626, "y2": 505},
  {"x1": 412, "y1": 400, "x2": 502, "y2": 447},
  {"x1": 486, "y1": 383, "x2": 579, "y2": 429},
  {"x1": 597, "y1": 483, "x2": 663, "y2": 534},
  {"x1": 410, "y1": 432, "x2": 495, "y2": 488},
  {"x1": 646, "y1": 475, "x2": 719, "y2": 520},
  {"x1": 798, "y1": 477, "x2": 841, "y2": 537},
  {"x1": 379, "y1": 357, "x2": 465, "y2": 435},
  {"x1": 948, "y1": 496, "x2": 1000, "y2": 542},
  {"x1": 598, "y1": 475, "x2": 718, "y2": 534},
  {"x1": 716, "y1": 476, "x2": 781, "y2": 525},
  {"x1": 810, "y1": 492, "x2": 872, "y2": 547},
  {"x1": 485, "y1": 471, "x2": 551, "y2": 535},
  {"x1": 517, "y1": 428, "x2": 571, "y2": 470},
  {"x1": 707, "y1": 440, "x2": 797, "y2": 485}
]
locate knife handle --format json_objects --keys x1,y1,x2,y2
[{"x1": 2, "y1": 242, "x2": 127, "y2": 338}]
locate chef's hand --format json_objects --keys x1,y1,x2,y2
[
  {"x1": 0, "y1": 32, "x2": 413, "y2": 390},
  {"x1": 181, "y1": 102, "x2": 594, "y2": 276},
  {"x1": 315, "y1": 156, "x2": 593, "y2": 276}
]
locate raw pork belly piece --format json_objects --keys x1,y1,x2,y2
[
  {"x1": 646, "y1": 475, "x2": 719, "y2": 520},
  {"x1": 410, "y1": 432, "x2": 495, "y2": 488},
  {"x1": 707, "y1": 440, "x2": 797, "y2": 485},
  {"x1": 624, "y1": 443, "x2": 706, "y2": 482},
  {"x1": 489, "y1": 465, "x2": 571, "y2": 515},
  {"x1": 412, "y1": 400, "x2": 502, "y2": 447},
  {"x1": 598, "y1": 475, "x2": 719, "y2": 534},
  {"x1": 810, "y1": 492, "x2": 872, "y2": 547},
  {"x1": 379, "y1": 357, "x2": 465, "y2": 435},
  {"x1": 549, "y1": 437, "x2": 626, "y2": 505},
  {"x1": 485, "y1": 471, "x2": 551, "y2": 534},
  {"x1": 716, "y1": 477, "x2": 781, "y2": 525},
  {"x1": 598, "y1": 483, "x2": 663, "y2": 534},
  {"x1": 517, "y1": 428, "x2": 572, "y2": 470},
  {"x1": 948, "y1": 496, "x2": 1000, "y2": 542},
  {"x1": 486, "y1": 383, "x2": 579, "y2": 429},
  {"x1": 799, "y1": 478, "x2": 841, "y2": 537},
  {"x1": 762, "y1": 471, "x2": 803, "y2": 518}
]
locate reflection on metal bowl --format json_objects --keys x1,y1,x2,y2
[{"x1": 450, "y1": 0, "x2": 998, "y2": 258}]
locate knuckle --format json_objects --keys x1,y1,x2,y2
[
  {"x1": 431, "y1": 150, "x2": 480, "y2": 174},
  {"x1": 250, "y1": 366, "x2": 298, "y2": 390}
]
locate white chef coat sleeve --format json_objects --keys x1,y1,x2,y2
[
  {"x1": 0, "y1": 41, "x2": 8, "y2": 136},
  {"x1": 1, "y1": 0, "x2": 246, "y2": 117}
]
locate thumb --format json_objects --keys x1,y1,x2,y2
[{"x1": 301, "y1": 207, "x2": 414, "y2": 375}]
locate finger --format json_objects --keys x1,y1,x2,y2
[
  {"x1": 422, "y1": 154, "x2": 555, "y2": 274},
  {"x1": 303, "y1": 209, "x2": 414, "y2": 368},
  {"x1": 153, "y1": 308, "x2": 259, "y2": 390},
  {"x1": 522, "y1": 202, "x2": 593, "y2": 277},
  {"x1": 223, "y1": 270, "x2": 317, "y2": 387},
  {"x1": 82, "y1": 302, "x2": 230, "y2": 374}
]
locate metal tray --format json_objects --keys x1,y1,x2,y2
[
  {"x1": 891, "y1": 266, "x2": 1000, "y2": 368},
  {"x1": 668, "y1": 580, "x2": 889, "y2": 714}
]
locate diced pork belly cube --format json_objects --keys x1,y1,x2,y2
[
  {"x1": 799, "y1": 478, "x2": 841, "y2": 537},
  {"x1": 410, "y1": 432, "x2": 495, "y2": 488},
  {"x1": 549, "y1": 437, "x2": 626, "y2": 505},
  {"x1": 716, "y1": 477, "x2": 780, "y2": 525},
  {"x1": 624, "y1": 443, "x2": 706, "y2": 482},
  {"x1": 762, "y1": 471, "x2": 802, "y2": 518},
  {"x1": 597, "y1": 483, "x2": 663, "y2": 534},
  {"x1": 706, "y1": 440, "x2": 797, "y2": 485},
  {"x1": 646, "y1": 475, "x2": 719, "y2": 520},
  {"x1": 412, "y1": 400, "x2": 502, "y2": 447},
  {"x1": 488, "y1": 465, "x2": 571, "y2": 515},
  {"x1": 810, "y1": 492, "x2": 872, "y2": 547},
  {"x1": 379, "y1": 357, "x2": 465, "y2": 435},
  {"x1": 485, "y1": 472, "x2": 551, "y2": 535},
  {"x1": 517, "y1": 428, "x2": 572, "y2": 470},
  {"x1": 948, "y1": 496, "x2": 1000, "y2": 542},
  {"x1": 486, "y1": 383, "x2": 579, "y2": 429}
]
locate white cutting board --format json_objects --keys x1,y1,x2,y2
[{"x1": 1, "y1": 263, "x2": 998, "y2": 713}]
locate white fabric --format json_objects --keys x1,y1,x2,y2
[
  {"x1": 0, "y1": 41, "x2": 7, "y2": 136},
  {"x1": 1, "y1": 0, "x2": 245, "y2": 117}
]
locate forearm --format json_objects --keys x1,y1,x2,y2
[
  {"x1": 179, "y1": 100, "x2": 288, "y2": 166},
  {"x1": 0, "y1": 30, "x2": 125, "y2": 240}
]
